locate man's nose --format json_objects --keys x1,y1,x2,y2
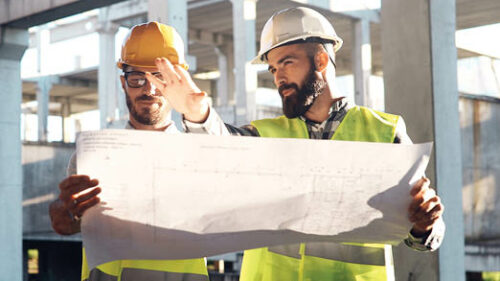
[
  {"x1": 142, "y1": 80, "x2": 158, "y2": 95},
  {"x1": 274, "y1": 74, "x2": 286, "y2": 88}
]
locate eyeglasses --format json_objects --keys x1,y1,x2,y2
[{"x1": 124, "y1": 71, "x2": 163, "y2": 88}]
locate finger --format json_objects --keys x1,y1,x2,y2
[
  {"x1": 411, "y1": 205, "x2": 444, "y2": 228},
  {"x1": 156, "y1": 57, "x2": 180, "y2": 84},
  {"x1": 59, "y1": 175, "x2": 91, "y2": 190},
  {"x1": 145, "y1": 72, "x2": 166, "y2": 89},
  {"x1": 59, "y1": 179, "x2": 99, "y2": 202},
  {"x1": 74, "y1": 196, "x2": 101, "y2": 218},
  {"x1": 410, "y1": 177, "x2": 430, "y2": 196},
  {"x1": 174, "y1": 64, "x2": 192, "y2": 86},
  {"x1": 409, "y1": 199, "x2": 443, "y2": 222},
  {"x1": 412, "y1": 216, "x2": 441, "y2": 232},
  {"x1": 422, "y1": 188, "x2": 436, "y2": 203},
  {"x1": 408, "y1": 195, "x2": 425, "y2": 214},
  {"x1": 409, "y1": 188, "x2": 438, "y2": 214},
  {"x1": 72, "y1": 187, "x2": 101, "y2": 204}
]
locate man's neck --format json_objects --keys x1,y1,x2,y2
[
  {"x1": 303, "y1": 89, "x2": 343, "y2": 123},
  {"x1": 128, "y1": 118, "x2": 172, "y2": 131}
]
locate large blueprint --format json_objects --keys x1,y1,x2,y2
[{"x1": 77, "y1": 129, "x2": 432, "y2": 269}]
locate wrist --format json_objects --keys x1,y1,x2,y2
[
  {"x1": 184, "y1": 104, "x2": 210, "y2": 123},
  {"x1": 410, "y1": 225, "x2": 432, "y2": 238}
]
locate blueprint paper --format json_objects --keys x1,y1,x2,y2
[{"x1": 77, "y1": 129, "x2": 432, "y2": 269}]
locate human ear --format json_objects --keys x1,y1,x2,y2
[
  {"x1": 314, "y1": 51, "x2": 329, "y2": 72},
  {"x1": 120, "y1": 75, "x2": 127, "y2": 92}
]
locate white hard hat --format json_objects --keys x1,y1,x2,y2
[{"x1": 253, "y1": 7, "x2": 343, "y2": 64}]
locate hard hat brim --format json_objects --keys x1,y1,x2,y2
[
  {"x1": 251, "y1": 34, "x2": 343, "y2": 64},
  {"x1": 117, "y1": 60, "x2": 189, "y2": 71}
]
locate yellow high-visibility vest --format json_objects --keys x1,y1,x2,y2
[
  {"x1": 81, "y1": 248, "x2": 208, "y2": 281},
  {"x1": 243, "y1": 106, "x2": 400, "y2": 281}
]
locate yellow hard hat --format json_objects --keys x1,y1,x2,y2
[
  {"x1": 117, "y1": 21, "x2": 188, "y2": 70},
  {"x1": 253, "y1": 7, "x2": 343, "y2": 64}
]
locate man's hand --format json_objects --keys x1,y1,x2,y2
[
  {"x1": 146, "y1": 57, "x2": 210, "y2": 123},
  {"x1": 49, "y1": 175, "x2": 101, "y2": 235},
  {"x1": 408, "y1": 177, "x2": 444, "y2": 236}
]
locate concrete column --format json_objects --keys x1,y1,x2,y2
[
  {"x1": 352, "y1": 19, "x2": 372, "y2": 107},
  {"x1": 97, "y1": 8, "x2": 119, "y2": 129},
  {"x1": 231, "y1": 0, "x2": 258, "y2": 125},
  {"x1": 36, "y1": 77, "x2": 52, "y2": 142},
  {"x1": 226, "y1": 42, "x2": 235, "y2": 105},
  {"x1": 215, "y1": 46, "x2": 229, "y2": 106},
  {"x1": 35, "y1": 25, "x2": 50, "y2": 74},
  {"x1": 61, "y1": 97, "x2": 72, "y2": 143},
  {"x1": 0, "y1": 26, "x2": 29, "y2": 281},
  {"x1": 381, "y1": 0, "x2": 465, "y2": 280}
]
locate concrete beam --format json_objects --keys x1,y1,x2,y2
[
  {"x1": 231, "y1": 0, "x2": 257, "y2": 125},
  {"x1": 25, "y1": 76, "x2": 98, "y2": 89},
  {"x1": 288, "y1": 0, "x2": 380, "y2": 22},
  {"x1": 382, "y1": 0, "x2": 465, "y2": 280},
  {"x1": 49, "y1": 15, "x2": 99, "y2": 44},
  {"x1": 23, "y1": 93, "x2": 97, "y2": 108},
  {"x1": 1, "y1": 0, "x2": 126, "y2": 28},
  {"x1": 188, "y1": 29, "x2": 230, "y2": 46},
  {"x1": 0, "y1": 26, "x2": 28, "y2": 281}
]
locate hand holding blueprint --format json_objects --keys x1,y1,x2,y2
[{"x1": 78, "y1": 130, "x2": 432, "y2": 269}]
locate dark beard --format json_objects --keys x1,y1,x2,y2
[
  {"x1": 278, "y1": 67, "x2": 326, "y2": 119},
  {"x1": 125, "y1": 93, "x2": 165, "y2": 125}
]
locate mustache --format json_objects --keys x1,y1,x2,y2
[
  {"x1": 135, "y1": 95, "x2": 162, "y2": 102},
  {"x1": 278, "y1": 83, "x2": 299, "y2": 96}
]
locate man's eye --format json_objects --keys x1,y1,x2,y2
[
  {"x1": 130, "y1": 78, "x2": 144, "y2": 84},
  {"x1": 269, "y1": 68, "x2": 276, "y2": 74}
]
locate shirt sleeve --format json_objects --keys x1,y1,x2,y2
[
  {"x1": 182, "y1": 106, "x2": 231, "y2": 136},
  {"x1": 182, "y1": 106, "x2": 260, "y2": 136},
  {"x1": 395, "y1": 117, "x2": 446, "y2": 251}
]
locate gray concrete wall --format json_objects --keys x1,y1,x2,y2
[
  {"x1": 460, "y1": 95, "x2": 500, "y2": 240},
  {"x1": 22, "y1": 142, "x2": 76, "y2": 241}
]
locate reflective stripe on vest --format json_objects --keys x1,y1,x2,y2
[
  {"x1": 268, "y1": 243, "x2": 385, "y2": 266},
  {"x1": 243, "y1": 106, "x2": 400, "y2": 281},
  {"x1": 121, "y1": 268, "x2": 209, "y2": 281},
  {"x1": 268, "y1": 244, "x2": 301, "y2": 259},
  {"x1": 81, "y1": 248, "x2": 208, "y2": 281},
  {"x1": 85, "y1": 268, "x2": 117, "y2": 281},
  {"x1": 84, "y1": 267, "x2": 208, "y2": 281}
]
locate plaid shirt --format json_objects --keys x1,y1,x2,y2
[{"x1": 299, "y1": 99, "x2": 350, "y2": 140}]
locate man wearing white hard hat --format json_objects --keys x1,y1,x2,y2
[{"x1": 152, "y1": 7, "x2": 445, "y2": 281}]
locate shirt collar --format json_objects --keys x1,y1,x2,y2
[
  {"x1": 299, "y1": 98, "x2": 351, "y2": 124},
  {"x1": 125, "y1": 120, "x2": 180, "y2": 134}
]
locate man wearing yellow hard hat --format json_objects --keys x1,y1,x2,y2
[
  {"x1": 153, "y1": 7, "x2": 446, "y2": 281},
  {"x1": 48, "y1": 21, "x2": 222, "y2": 281}
]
